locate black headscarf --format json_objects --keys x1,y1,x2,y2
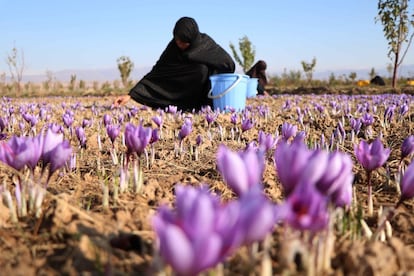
[{"x1": 173, "y1": 17, "x2": 200, "y2": 43}]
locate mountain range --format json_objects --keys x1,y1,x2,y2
[{"x1": 17, "y1": 64, "x2": 414, "y2": 83}]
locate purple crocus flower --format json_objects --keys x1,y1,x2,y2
[
  {"x1": 205, "y1": 113, "x2": 217, "y2": 126},
  {"x1": 22, "y1": 113, "x2": 39, "y2": 128},
  {"x1": 62, "y1": 111, "x2": 74, "y2": 128},
  {"x1": 150, "y1": 128, "x2": 160, "y2": 144},
  {"x1": 361, "y1": 113, "x2": 374, "y2": 126},
  {"x1": 178, "y1": 118, "x2": 192, "y2": 140},
  {"x1": 196, "y1": 134, "x2": 203, "y2": 146},
  {"x1": 293, "y1": 131, "x2": 306, "y2": 144},
  {"x1": 331, "y1": 174, "x2": 353, "y2": 207},
  {"x1": 399, "y1": 160, "x2": 414, "y2": 203},
  {"x1": 39, "y1": 107, "x2": 48, "y2": 120},
  {"x1": 276, "y1": 181, "x2": 329, "y2": 232},
  {"x1": 350, "y1": 117, "x2": 362, "y2": 134},
  {"x1": 384, "y1": 104, "x2": 396, "y2": 123},
  {"x1": 82, "y1": 119, "x2": 92, "y2": 128},
  {"x1": 241, "y1": 117, "x2": 254, "y2": 132},
  {"x1": 152, "y1": 185, "x2": 228, "y2": 276},
  {"x1": 41, "y1": 128, "x2": 66, "y2": 167},
  {"x1": 230, "y1": 113, "x2": 238, "y2": 125},
  {"x1": 152, "y1": 115, "x2": 163, "y2": 128},
  {"x1": 117, "y1": 113, "x2": 124, "y2": 124},
  {"x1": 25, "y1": 135, "x2": 44, "y2": 171},
  {"x1": 106, "y1": 124, "x2": 121, "y2": 145},
  {"x1": 124, "y1": 123, "x2": 152, "y2": 157},
  {"x1": 314, "y1": 151, "x2": 354, "y2": 207},
  {"x1": 75, "y1": 126, "x2": 87, "y2": 149},
  {"x1": 166, "y1": 105, "x2": 177, "y2": 114},
  {"x1": 216, "y1": 144, "x2": 264, "y2": 196},
  {"x1": 337, "y1": 121, "x2": 346, "y2": 139},
  {"x1": 281, "y1": 122, "x2": 297, "y2": 141},
  {"x1": 354, "y1": 137, "x2": 390, "y2": 172},
  {"x1": 47, "y1": 123, "x2": 64, "y2": 134},
  {"x1": 399, "y1": 103, "x2": 409, "y2": 118},
  {"x1": 258, "y1": 130, "x2": 277, "y2": 152},
  {"x1": 47, "y1": 140, "x2": 72, "y2": 179},
  {"x1": 355, "y1": 137, "x2": 390, "y2": 216},
  {"x1": 103, "y1": 114, "x2": 112, "y2": 127},
  {"x1": 0, "y1": 136, "x2": 33, "y2": 171},
  {"x1": 237, "y1": 188, "x2": 276, "y2": 244},
  {"x1": 401, "y1": 135, "x2": 414, "y2": 160},
  {"x1": 0, "y1": 116, "x2": 7, "y2": 132},
  {"x1": 274, "y1": 140, "x2": 313, "y2": 196}
]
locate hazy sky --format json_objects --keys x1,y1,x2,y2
[{"x1": 1, "y1": 0, "x2": 413, "y2": 76}]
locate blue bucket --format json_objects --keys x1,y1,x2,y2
[
  {"x1": 246, "y1": 77, "x2": 258, "y2": 98},
  {"x1": 208, "y1": 74, "x2": 248, "y2": 111}
]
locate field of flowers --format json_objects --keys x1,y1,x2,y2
[{"x1": 1, "y1": 91, "x2": 414, "y2": 275}]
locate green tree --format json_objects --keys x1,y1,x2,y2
[
  {"x1": 369, "y1": 67, "x2": 377, "y2": 79},
  {"x1": 349, "y1": 72, "x2": 357, "y2": 83},
  {"x1": 117, "y1": 56, "x2": 134, "y2": 88},
  {"x1": 79, "y1": 80, "x2": 86, "y2": 90},
  {"x1": 328, "y1": 72, "x2": 337, "y2": 86},
  {"x1": 5, "y1": 45, "x2": 25, "y2": 96},
  {"x1": 229, "y1": 36, "x2": 255, "y2": 72},
  {"x1": 43, "y1": 70, "x2": 54, "y2": 92},
  {"x1": 69, "y1": 74, "x2": 77, "y2": 91},
  {"x1": 301, "y1": 57, "x2": 317, "y2": 84},
  {"x1": 377, "y1": 0, "x2": 414, "y2": 88}
]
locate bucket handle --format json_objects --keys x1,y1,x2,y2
[{"x1": 207, "y1": 74, "x2": 243, "y2": 99}]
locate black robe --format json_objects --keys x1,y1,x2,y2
[{"x1": 129, "y1": 33, "x2": 235, "y2": 111}]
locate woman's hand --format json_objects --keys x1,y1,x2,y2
[{"x1": 113, "y1": 95, "x2": 131, "y2": 107}]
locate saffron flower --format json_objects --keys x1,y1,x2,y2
[
  {"x1": 82, "y1": 119, "x2": 92, "y2": 128},
  {"x1": 361, "y1": 113, "x2": 374, "y2": 126},
  {"x1": 354, "y1": 137, "x2": 390, "y2": 216},
  {"x1": 354, "y1": 137, "x2": 390, "y2": 173},
  {"x1": 258, "y1": 130, "x2": 278, "y2": 153},
  {"x1": 124, "y1": 123, "x2": 152, "y2": 157},
  {"x1": 150, "y1": 128, "x2": 160, "y2": 144},
  {"x1": 205, "y1": 113, "x2": 217, "y2": 126},
  {"x1": 42, "y1": 128, "x2": 66, "y2": 167},
  {"x1": 350, "y1": 117, "x2": 362, "y2": 134},
  {"x1": 0, "y1": 136, "x2": 35, "y2": 171},
  {"x1": 276, "y1": 180, "x2": 329, "y2": 233},
  {"x1": 314, "y1": 151, "x2": 354, "y2": 206},
  {"x1": 75, "y1": 126, "x2": 87, "y2": 149},
  {"x1": 106, "y1": 124, "x2": 121, "y2": 145},
  {"x1": 274, "y1": 140, "x2": 313, "y2": 196},
  {"x1": 178, "y1": 118, "x2": 192, "y2": 140},
  {"x1": 152, "y1": 185, "x2": 229, "y2": 276},
  {"x1": 275, "y1": 140, "x2": 354, "y2": 208},
  {"x1": 0, "y1": 116, "x2": 7, "y2": 132},
  {"x1": 237, "y1": 188, "x2": 276, "y2": 244},
  {"x1": 401, "y1": 135, "x2": 414, "y2": 161},
  {"x1": 399, "y1": 160, "x2": 414, "y2": 204},
  {"x1": 47, "y1": 140, "x2": 72, "y2": 179},
  {"x1": 281, "y1": 122, "x2": 297, "y2": 141},
  {"x1": 103, "y1": 114, "x2": 112, "y2": 127},
  {"x1": 216, "y1": 144, "x2": 264, "y2": 196},
  {"x1": 62, "y1": 112, "x2": 74, "y2": 128},
  {"x1": 152, "y1": 115, "x2": 163, "y2": 128},
  {"x1": 241, "y1": 117, "x2": 254, "y2": 132}
]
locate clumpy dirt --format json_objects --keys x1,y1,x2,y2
[{"x1": 1, "y1": 89, "x2": 414, "y2": 275}]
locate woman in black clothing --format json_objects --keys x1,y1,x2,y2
[
  {"x1": 114, "y1": 17, "x2": 235, "y2": 111},
  {"x1": 246, "y1": 60, "x2": 268, "y2": 95}
]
